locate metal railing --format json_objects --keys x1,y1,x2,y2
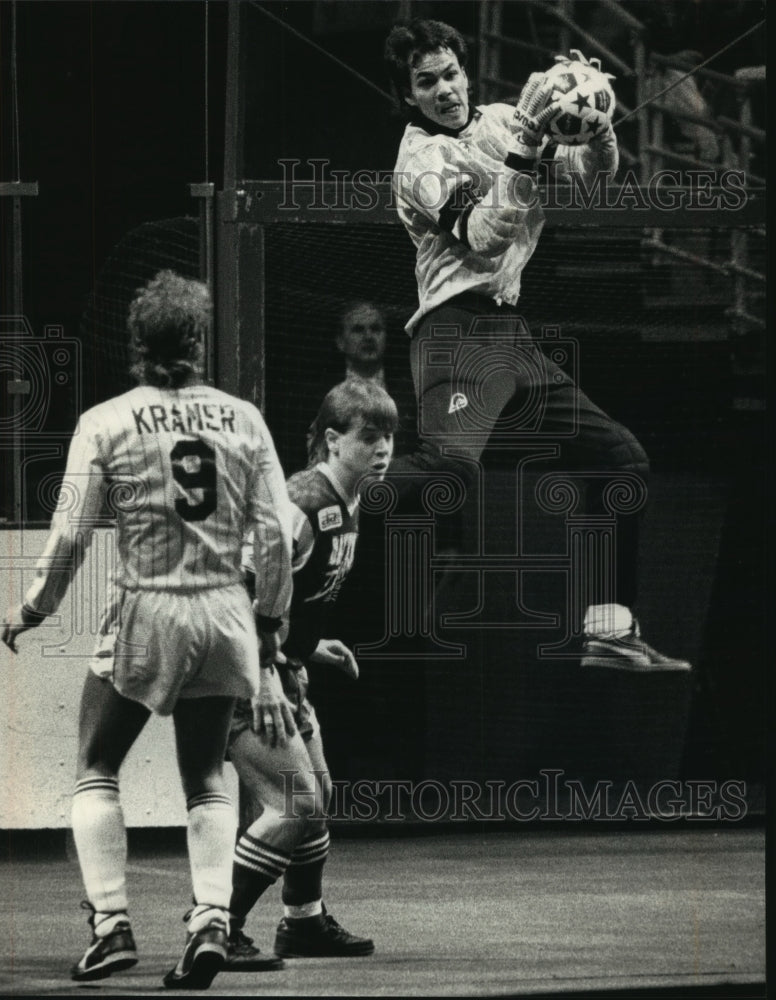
[
  {"x1": 642, "y1": 50, "x2": 765, "y2": 349},
  {"x1": 327, "y1": 0, "x2": 764, "y2": 389},
  {"x1": 469, "y1": 0, "x2": 765, "y2": 384}
]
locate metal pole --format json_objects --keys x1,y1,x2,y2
[
  {"x1": 478, "y1": 2, "x2": 493, "y2": 105},
  {"x1": 223, "y1": 0, "x2": 245, "y2": 190},
  {"x1": 1, "y1": 182, "x2": 38, "y2": 523},
  {"x1": 11, "y1": 194, "x2": 24, "y2": 522},
  {"x1": 189, "y1": 183, "x2": 216, "y2": 382},
  {"x1": 633, "y1": 37, "x2": 649, "y2": 185},
  {"x1": 215, "y1": 0, "x2": 244, "y2": 394}
]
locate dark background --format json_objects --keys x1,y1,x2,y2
[
  {"x1": 0, "y1": 0, "x2": 767, "y2": 797},
  {"x1": 1, "y1": 0, "x2": 765, "y2": 341}
]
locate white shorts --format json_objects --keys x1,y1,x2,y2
[{"x1": 90, "y1": 584, "x2": 259, "y2": 715}]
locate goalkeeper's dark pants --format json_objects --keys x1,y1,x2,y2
[{"x1": 387, "y1": 292, "x2": 649, "y2": 610}]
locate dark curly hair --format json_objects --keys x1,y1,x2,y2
[
  {"x1": 307, "y1": 379, "x2": 399, "y2": 466},
  {"x1": 384, "y1": 18, "x2": 468, "y2": 112},
  {"x1": 128, "y1": 270, "x2": 209, "y2": 388}
]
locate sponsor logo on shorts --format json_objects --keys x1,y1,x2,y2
[{"x1": 318, "y1": 505, "x2": 343, "y2": 531}]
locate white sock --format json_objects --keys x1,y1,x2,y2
[
  {"x1": 187, "y1": 903, "x2": 229, "y2": 933},
  {"x1": 583, "y1": 603, "x2": 633, "y2": 639},
  {"x1": 71, "y1": 777, "x2": 128, "y2": 916},
  {"x1": 186, "y1": 792, "x2": 237, "y2": 911},
  {"x1": 92, "y1": 911, "x2": 129, "y2": 937},
  {"x1": 284, "y1": 899, "x2": 323, "y2": 920}
]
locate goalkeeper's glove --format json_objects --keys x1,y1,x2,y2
[{"x1": 511, "y1": 72, "x2": 562, "y2": 165}]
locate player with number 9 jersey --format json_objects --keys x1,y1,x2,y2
[
  {"x1": 17, "y1": 279, "x2": 295, "y2": 715},
  {"x1": 2, "y1": 270, "x2": 296, "y2": 990},
  {"x1": 25, "y1": 382, "x2": 292, "y2": 598}
]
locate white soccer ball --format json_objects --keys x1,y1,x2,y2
[{"x1": 544, "y1": 58, "x2": 615, "y2": 146}]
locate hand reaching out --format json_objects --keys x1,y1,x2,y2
[{"x1": 310, "y1": 638, "x2": 359, "y2": 680}]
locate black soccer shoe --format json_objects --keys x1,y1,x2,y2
[
  {"x1": 163, "y1": 911, "x2": 227, "y2": 990},
  {"x1": 581, "y1": 621, "x2": 691, "y2": 672},
  {"x1": 70, "y1": 902, "x2": 138, "y2": 982},
  {"x1": 224, "y1": 926, "x2": 285, "y2": 972},
  {"x1": 274, "y1": 906, "x2": 374, "y2": 958}
]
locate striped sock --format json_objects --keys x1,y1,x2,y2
[
  {"x1": 230, "y1": 818, "x2": 292, "y2": 923},
  {"x1": 282, "y1": 829, "x2": 330, "y2": 908},
  {"x1": 186, "y1": 791, "x2": 237, "y2": 911},
  {"x1": 71, "y1": 777, "x2": 128, "y2": 916}
]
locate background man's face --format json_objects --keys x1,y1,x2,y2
[{"x1": 338, "y1": 305, "x2": 387, "y2": 366}]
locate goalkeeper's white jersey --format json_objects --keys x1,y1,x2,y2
[
  {"x1": 394, "y1": 103, "x2": 544, "y2": 332},
  {"x1": 393, "y1": 103, "x2": 617, "y2": 332},
  {"x1": 24, "y1": 383, "x2": 294, "y2": 621}
]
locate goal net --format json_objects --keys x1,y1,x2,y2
[{"x1": 228, "y1": 185, "x2": 764, "y2": 799}]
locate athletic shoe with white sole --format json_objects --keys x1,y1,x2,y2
[
  {"x1": 70, "y1": 901, "x2": 138, "y2": 982},
  {"x1": 581, "y1": 621, "x2": 692, "y2": 672},
  {"x1": 163, "y1": 908, "x2": 228, "y2": 990}
]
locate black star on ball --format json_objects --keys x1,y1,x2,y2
[
  {"x1": 573, "y1": 93, "x2": 591, "y2": 113},
  {"x1": 586, "y1": 115, "x2": 602, "y2": 135}
]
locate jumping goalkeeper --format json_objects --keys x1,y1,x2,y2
[{"x1": 383, "y1": 17, "x2": 690, "y2": 671}]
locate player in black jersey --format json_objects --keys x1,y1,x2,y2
[{"x1": 224, "y1": 380, "x2": 398, "y2": 968}]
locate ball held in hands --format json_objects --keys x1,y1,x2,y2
[{"x1": 543, "y1": 50, "x2": 616, "y2": 146}]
